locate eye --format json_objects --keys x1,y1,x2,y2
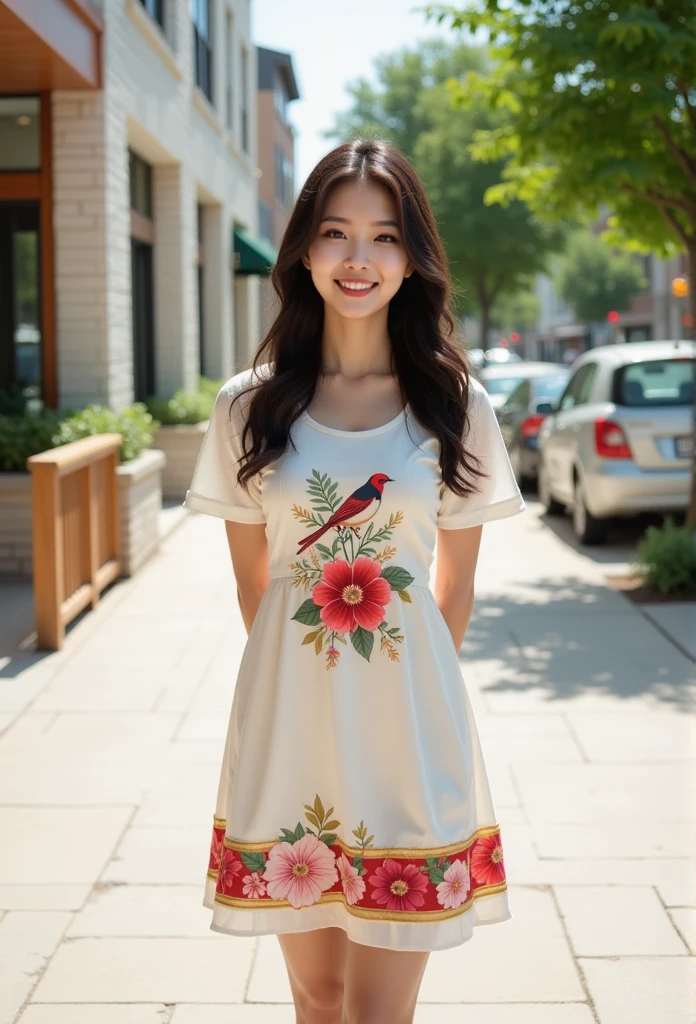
[
  {"x1": 376, "y1": 233, "x2": 398, "y2": 243},
  {"x1": 324, "y1": 229, "x2": 345, "y2": 239}
]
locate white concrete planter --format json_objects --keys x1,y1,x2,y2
[
  {"x1": 0, "y1": 447, "x2": 166, "y2": 579},
  {"x1": 115, "y1": 448, "x2": 167, "y2": 577},
  {"x1": 0, "y1": 473, "x2": 33, "y2": 576},
  {"x1": 152, "y1": 421, "x2": 207, "y2": 501}
]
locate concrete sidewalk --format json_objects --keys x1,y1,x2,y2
[{"x1": 0, "y1": 500, "x2": 694, "y2": 1024}]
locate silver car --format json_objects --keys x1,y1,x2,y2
[{"x1": 538, "y1": 341, "x2": 695, "y2": 544}]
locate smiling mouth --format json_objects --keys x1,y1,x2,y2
[{"x1": 335, "y1": 280, "x2": 378, "y2": 296}]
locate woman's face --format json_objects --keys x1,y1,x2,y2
[{"x1": 303, "y1": 178, "x2": 413, "y2": 319}]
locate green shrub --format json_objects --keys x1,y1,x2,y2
[
  {"x1": 633, "y1": 518, "x2": 696, "y2": 594},
  {"x1": 146, "y1": 389, "x2": 214, "y2": 426},
  {"x1": 198, "y1": 375, "x2": 224, "y2": 398},
  {"x1": 52, "y1": 403, "x2": 159, "y2": 463},
  {"x1": 0, "y1": 409, "x2": 68, "y2": 471}
]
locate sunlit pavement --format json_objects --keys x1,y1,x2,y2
[{"x1": 1, "y1": 500, "x2": 694, "y2": 1024}]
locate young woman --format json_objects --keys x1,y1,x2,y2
[{"x1": 184, "y1": 138, "x2": 525, "y2": 1022}]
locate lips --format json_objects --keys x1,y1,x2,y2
[{"x1": 335, "y1": 279, "x2": 378, "y2": 297}]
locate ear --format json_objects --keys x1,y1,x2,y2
[
  {"x1": 301, "y1": 254, "x2": 311, "y2": 271},
  {"x1": 404, "y1": 264, "x2": 414, "y2": 279}
]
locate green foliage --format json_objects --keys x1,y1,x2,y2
[
  {"x1": 633, "y1": 519, "x2": 696, "y2": 594},
  {"x1": 52, "y1": 403, "x2": 158, "y2": 463},
  {"x1": 554, "y1": 230, "x2": 648, "y2": 323},
  {"x1": 0, "y1": 409, "x2": 68, "y2": 472},
  {"x1": 491, "y1": 286, "x2": 541, "y2": 330},
  {"x1": 325, "y1": 39, "x2": 563, "y2": 336},
  {"x1": 146, "y1": 376, "x2": 224, "y2": 425}
]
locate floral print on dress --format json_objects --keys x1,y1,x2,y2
[
  {"x1": 290, "y1": 470, "x2": 413, "y2": 667},
  {"x1": 208, "y1": 795, "x2": 508, "y2": 921}
]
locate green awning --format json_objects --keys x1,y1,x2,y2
[{"x1": 233, "y1": 227, "x2": 277, "y2": 275}]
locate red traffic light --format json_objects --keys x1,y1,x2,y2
[
  {"x1": 509, "y1": 331, "x2": 520, "y2": 343},
  {"x1": 607, "y1": 310, "x2": 619, "y2": 324}
]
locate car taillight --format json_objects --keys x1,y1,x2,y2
[
  {"x1": 521, "y1": 414, "x2": 546, "y2": 438},
  {"x1": 595, "y1": 418, "x2": 632, "y2": 459}
]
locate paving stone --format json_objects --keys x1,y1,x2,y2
[
  {"x1": 245, "y1": 935, "x2": 293, "y2": 1002},
  {"x1": 565, "y1": 709, "x2": 696, "y2": 761},
  {"x1": 171, "y1": 1009, "x2": 295, "y2": 1024},
  {"x1": 579, "y1": 955, "x2": 696, "y2": 1024},
  {"x1": 414, "y1": 1009, "x2": 595, "y2": 1024},
  {"x1": 101, "y1": 826, "x2": 208, "y2": 885},
  {"x1": 476, "y1": 712, "x2": 583, "y2": 763},
  {"x1": 18, "y1": 1007, "x2": 168, "y2": 1024},
  {"x1": 67, "y1": 885, "x2": 222, "y2": 938},
  {"x1": 0, "y1": 808, "x2": 132, "y2": 884},
  {"x1": 32, "y1": 672, "x2": 168, "y2": 712},
  {"x1": 31, "y1": 937, "x2": 255, "y2": 1004},
  {"x1": 176, "y1": 712, "x2": 230, "y2": 742},
  {"x1": 0, "y1": 911, "x2": 71, "y2": 1024},
  {"x1": 555, "y1": 885, "x2": 688, "y2": 955},
  {"x1": 668, "y1": 908, "x2": 696, "y2": 955},
  {"x1": 0, "y1": 886, "x2": 90, "y2": 911},
  {"x1": 531, "y1": 820, "x2": 694, "y2": 859}
]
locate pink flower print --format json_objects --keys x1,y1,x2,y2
[
  {"x1": 217, "y1": 848, "x2": 242, "y2": 890},
  {"x1": 209, "y1": 829, "x2": 224, "y2": 872},
  {"x1": 311, "y1": 557, "x2": 392, "y2": 633},
  {"x1": 262, "y1": 834, "x2": 339, "y2": 908},
  {"x1": 242, "y1": 872, "x2": 267, "y2": 899},
  {"x1": 436, "y1": 858, "x2": 470, "y2": 910},
  {"x1": 470, "y1": 833, "x2": 506, "y2": 886},
  {"x1": 369, "y1": 858, "x2": 429, "y2": 912},
  {"x1": 337, "y1": 852, "x2": 366, "y2": 906}
]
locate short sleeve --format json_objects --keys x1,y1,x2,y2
[
  {"x1": 183, "y1": 371, "x2": 266, "y2": 524},
  {"x1": 436, "y1": 378, "x2": 526, "y2": 530}
]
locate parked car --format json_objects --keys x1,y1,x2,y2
[
  {"x1": 483, "y1": 348, "x2": 522, "y2": 366},
  {"x1": 479, "y1": 361, "x2": 567, "y2": 411},
  {"x1": 496, "y1": 368, "x2": 571, "y2": 487},
  {"x1": 538, "y1": 340, "x2": 695, "y2": 544}
]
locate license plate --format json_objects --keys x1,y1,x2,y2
[{"x1": 675, "y1": 435, "x2": 693, "y2": 458}]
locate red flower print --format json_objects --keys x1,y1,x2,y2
[
  {"x1": 209, "y1": 829, "x2": 224, "y2": 872},
  {"x1": 369, "y1": 858, "x2": 429, "y2": 912},
  {"x1": 217, "y1": 848, "x2": 243, "y2": 891},
  {"x1": 311, "y1": 557, "x2": 392, "y2": 633},
  {"x1": 470, "y1": 834, "x2": 506, "y2": 886}
]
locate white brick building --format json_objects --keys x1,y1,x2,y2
[{"x1": 0, "y1": 0, "x2": 271, "y2": 411}]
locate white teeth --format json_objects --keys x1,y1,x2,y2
[{"x1": 338, "y1": 281, "x2": 374, "y2": 291}]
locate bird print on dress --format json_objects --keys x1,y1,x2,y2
[{"x1": 290, "y1": 469, "x2": 414, "y2": 667}]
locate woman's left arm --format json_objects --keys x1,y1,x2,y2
[{"x1": 434, "y1": 524, "x2": 483, "y2": 653}]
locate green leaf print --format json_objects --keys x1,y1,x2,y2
[
  {"x1": 240, "y1": 851, "x2": 266, "y2": 873},
  {"x1": 279, "y1": 822, "x2": 306, "y2": 845},
  {"x1": 292, "y1": 599, "x2": 322, "y2": 626},
  {"x1": 380, "y1": 566, "x2": 415, "y2": 591},
  {"x1": 350, "y1": 625, "x2": 374, "y2": 662}
]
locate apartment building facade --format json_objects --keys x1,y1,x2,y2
[{"x1": 0, "y1": 0, "x2": 272, "y2": 412}]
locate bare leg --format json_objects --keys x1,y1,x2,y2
[
  {"x1": 277, "y1": 927, "x2": 348, "y2": 1024},
  {"x1": 342, "y1": 939, "x2": 430, "y2": 1024}
]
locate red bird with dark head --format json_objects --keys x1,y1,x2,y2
[{"x1": 297, "y1": 472, "x2": 393, "y2": 554}]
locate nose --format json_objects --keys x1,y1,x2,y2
[{"x1": 344, "y1": 240, "x2": 370, "y2": 270}]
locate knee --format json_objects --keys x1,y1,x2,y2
[
  {"x1": 295, "y1": 977, "x2": 344, "y2": 1022},
  {"x1": 342, "y1": 1004, "x2": 414, "y2": 1024}
]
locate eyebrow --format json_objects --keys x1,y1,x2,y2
[{"x1": 320, "y1": 216, "x2": 400, "y2": 228}]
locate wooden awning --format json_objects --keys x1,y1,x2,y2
[{"x1": 0, "y1": 0, "x2": 103, "y2": 92}]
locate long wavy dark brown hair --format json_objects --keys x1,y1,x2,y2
[{"x1": 232, "y1": 137, "x2": 484, "y2": 498}]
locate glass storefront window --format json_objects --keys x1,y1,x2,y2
[{"x1": 0, "y1": 97, "x2": 40, "y2": 171}]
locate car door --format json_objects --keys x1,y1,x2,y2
[
  {"x1": 497, "y1": 378, "x2": 530, "y2": 449},
  {"x1": 544, "y1": 364, "x2": 594, "y2": 503}
]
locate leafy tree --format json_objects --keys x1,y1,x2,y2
[
  {"x1": 325, "y1": 40, "x2": 562, "y2": 344},
  {"x1": 555, "y1": 230, "x2": 647, "y2": 324},
  {"x1": 491, "y1": 286, "x2": 540, "y2": 331},
  {"x1": 429, "y1": 0, "x2": 696, "y2": 522}
]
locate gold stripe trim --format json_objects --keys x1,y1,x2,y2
[
  {"x1": 213, "y1": 818, "x2": 501, "y2": 859},
  {"x1": 212, "y1": 880, "x2": 508, "y2": 922}
]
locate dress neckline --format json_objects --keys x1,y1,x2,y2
[{"x1": 300, "y1": 405, "x2": 409, "y2": 438}]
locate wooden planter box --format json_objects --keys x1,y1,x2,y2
[
  {"x1": 152, "y1": 422, "x2": 207, "y2": 501},
  {"x1": 0, "y1": 447, "x2": 166, "y2": 579}
]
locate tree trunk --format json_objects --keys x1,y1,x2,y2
[
  {"x1": 480, "y1": 301, "x2": 491, "y2": 351},
  {"x1": 686, "y1": 243, "x2": 696, "y2": 531}
]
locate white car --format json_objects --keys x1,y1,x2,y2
[
  {"x1": 538, "y1": 341, "x2": 695, "y2": 544},
  {"x1": 479, "y1": 361, "x2": 567, "y2": 411}
]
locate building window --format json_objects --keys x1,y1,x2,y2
[
  {"x1": 0, "y1": 204, "x2": 42, "y2": 398},
  {"x1": 241, "y1": 45, "x2": 249, "y2": 153},
  {"x1": 225, "y1": 10, "x2": 234, "y2": 132},
  {"x1": 258, "y1": 200, "x2": 273, "y2": 244},
  {"x1": 138, "y1": 0, "x2": 164, "y2": 29},
  {"x1": 0, "y1": 96, "x2": 40, "y2": 171},
  {"x1": 197, "y1": 203, "x2": 206, "y2": 376},
  {"x1": 128, "y1": 150, "x2": 156, "y2": 402},
  {"x1": 274, "y1": 145, "x2": 293, "y2": 209},
  {"x1": 274, "y1": 75, "x2": 288, "y2": 122},
  {"x1": 191, "y1": 0, "x2": 213, "y2": 103}
]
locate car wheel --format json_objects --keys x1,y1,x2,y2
[
  {"x1": 538, "y1": 458, "x2": 565, "y2": 515},
  {"x1": 572, "y1": 475, "x2": 607, "y2": 545}
]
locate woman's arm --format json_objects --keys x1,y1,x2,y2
[
  {"x1": 434, "y1": 524, "x2": 483, "y2": 653},
  {"x1": 224, "y1": 521, "x2": 270, "y2": 635}
]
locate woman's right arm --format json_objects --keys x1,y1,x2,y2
[{"x1": 224, "y1": 521, "x2": 270, "y2": 635}]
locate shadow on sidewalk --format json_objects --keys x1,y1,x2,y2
[{"x1": 461, "y1": 574, "x2": 693, "y2": 712}]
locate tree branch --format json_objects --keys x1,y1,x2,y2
[
  {"x1": 621, "y1": 182, "x2": 696, "y2": 222},
  {"x1": 652, "y1": 115, "x2": 696, "y2": 183}
]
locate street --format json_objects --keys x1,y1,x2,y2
[{"x1": 0, "y1": 500, "x2": 694, "y2": 1024}]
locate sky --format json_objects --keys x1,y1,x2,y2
[{"x1": 251, "y1": 0, "x2": 455, "y2": 189}]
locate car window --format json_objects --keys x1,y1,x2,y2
[
  {"x1": 506, "y1": 379, "x2": 530, "y2": 408},
  {"x1": 614, "y1": 359, "x2": 695, "y2": 407},
  {"x1": 534, "y1": 374, "x2": 570, "y2": 402},
  {"x1": 558, "y1": 365, "x2": 590, "y2": 411},
  {"x1": 481, "y1": 376, "x2": 524, "y2": 396},
  {"x1": 576, "y1": 362, "x2": 598, "y2": 405}
]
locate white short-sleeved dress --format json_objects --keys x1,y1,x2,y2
[{"x1": 183, "y1": 364, "x2": 525, "y2": 952}]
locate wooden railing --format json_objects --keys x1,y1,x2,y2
[{"x1": 27, "y1": 434, "x2": 123, "y2": 650}]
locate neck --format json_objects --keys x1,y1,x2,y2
[{"x1": 319, "y1": 303, "x2": 393, "y2": 378}]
